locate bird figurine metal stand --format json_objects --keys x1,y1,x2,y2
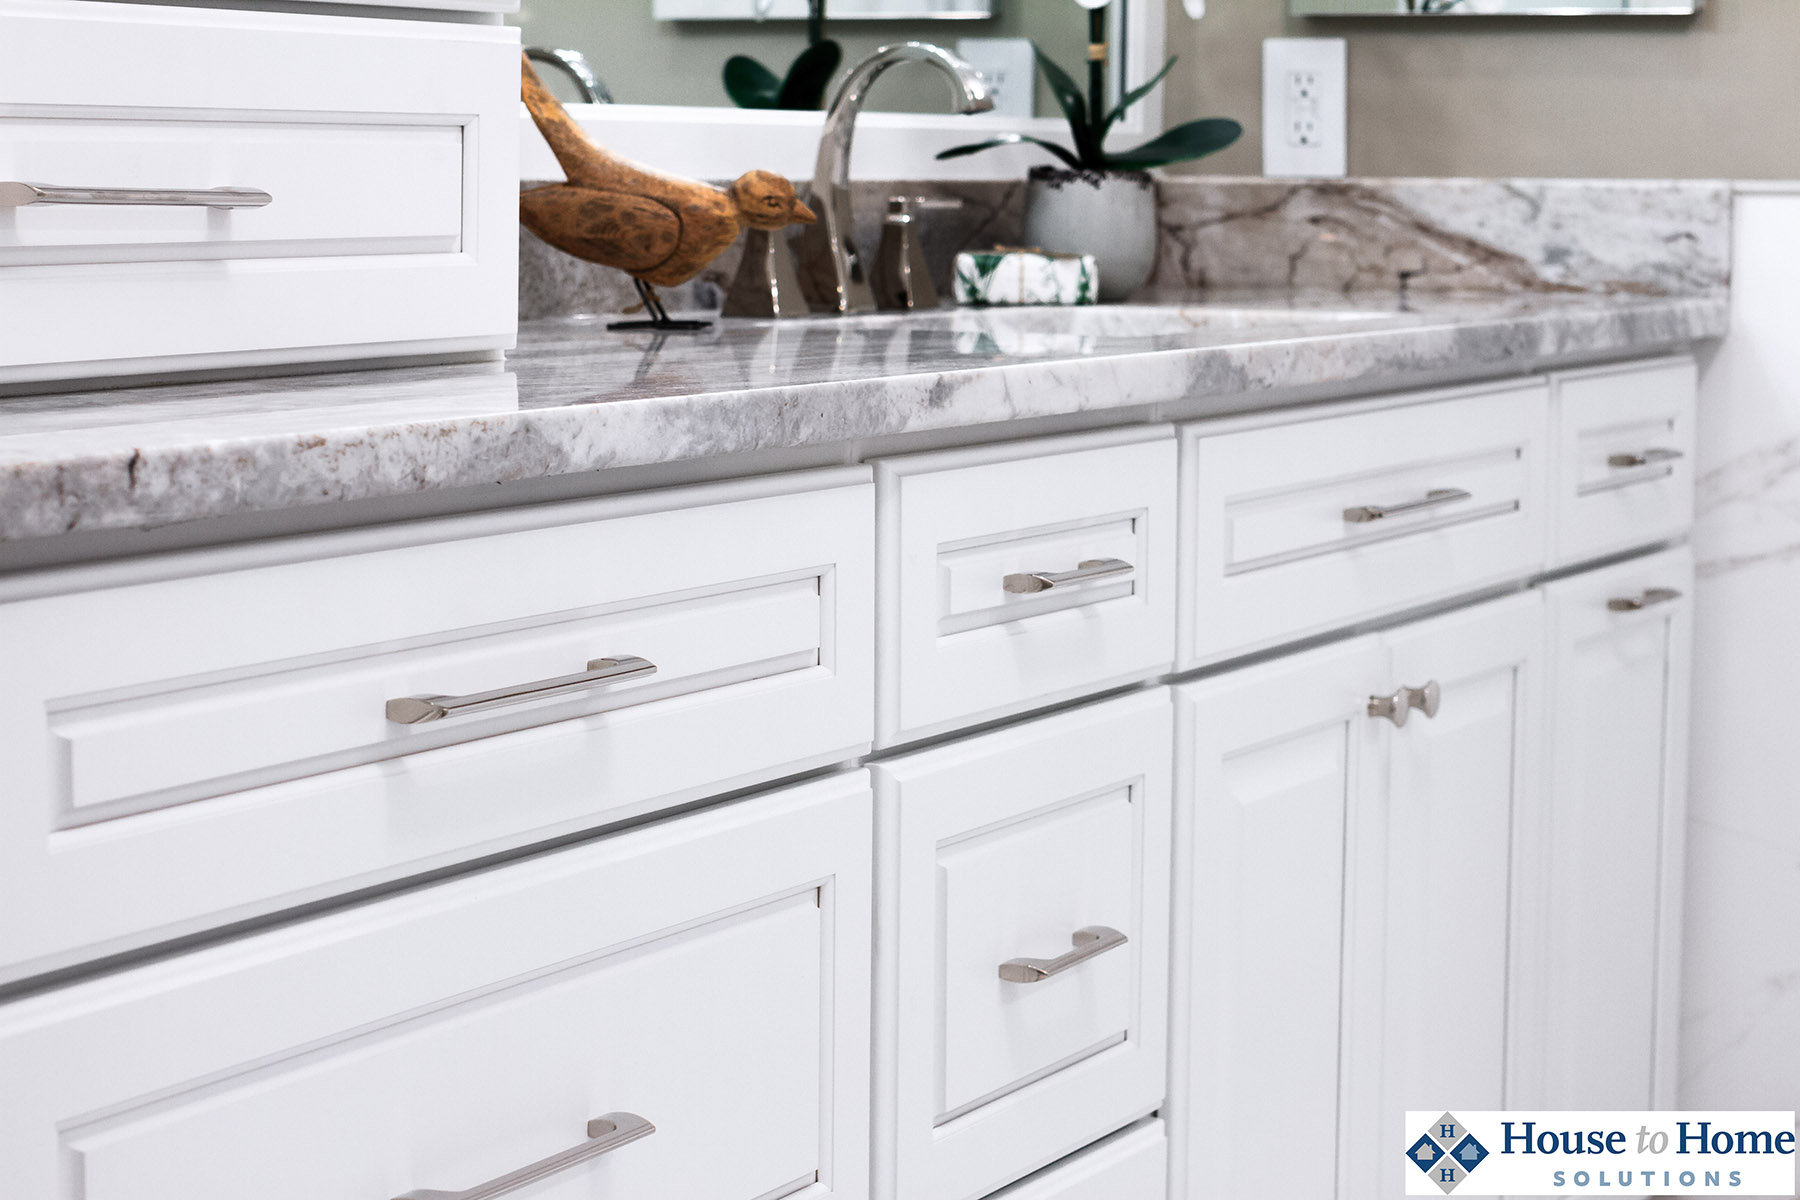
[{"x1": 519, "y1": 55, "x2": 817, "y2": 333}]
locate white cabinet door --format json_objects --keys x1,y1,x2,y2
[
  {"x1": 1172, "y1": 637, "x2": 1387, "y2": 1200},
  {"x1": 1342, "y1": 591, "x2": 1545, "y2": 1200},
  {"x1": 1173, "y1": 592, "x2": 1545, "y2": 1200},
  {"x1": 1512, "y1": 547, "x2": 1693, "y2": 1112}
]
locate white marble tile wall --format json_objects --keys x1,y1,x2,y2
[{"x1": 1685, "y1": 185, "x2": 1800, "y2": 1144}]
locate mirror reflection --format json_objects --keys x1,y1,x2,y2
[{"x1": 509, "y1": 0, "x2": 1105, "y2": 115}]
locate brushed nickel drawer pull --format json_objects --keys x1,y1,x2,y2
[
  {"x1": 1368, "y1": 679, "x2": 1441, "y2": 728},
  {"x1": 0, "y1": 182, "x2": 273, "y2": 209},
  {"x1": 1342, "y1": 488, "x2": 1473, "y2": 524},
  {"x1": 394, "y1": 1111, "x2": 655, "y2": 1200},
  {"x1": 386, "y1": 655, "x2": 657, "y2": 725},
  {"x1": 1607, "y1": 587, "x2": 1682, "y2": 612},
  {"x1": 1607, "y1": 447, "x2": 1684, "y2": 469},
  {"x1": 999, "y1": 925, "x2": 1129, "y2": 983},
  {"x1": 1003, "y1": 557, "x2": 1134, "y2": 595}
]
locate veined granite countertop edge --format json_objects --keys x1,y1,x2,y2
[{"x1": 0, "y1": 291, "x2": 1729, "y2": 544}]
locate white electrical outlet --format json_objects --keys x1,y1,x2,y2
[{"x1": 1262, "y1": 38, "x2": 1346, "y2": 177}]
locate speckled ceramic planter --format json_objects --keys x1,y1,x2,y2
[{"x1": 1020, "y1": 167, "x2": 1158, "y2": 303}]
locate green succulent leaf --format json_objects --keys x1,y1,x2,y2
[
  {"x1": 935, "y1": 133, "x2": 1086, "y2": 172},
  {"x1": 1031, "y1": 44, "x2": 1101, "y2": 166},
  {"x1": 1101, "y1": 55, "x2": 1178, "y2": 144},
  {"x1": 777, "y1": 39, "x2": 842, "y2": 110},
  {"x1": 724, "y1": 55, "x2": 782, "y2": 109},
  {"x1": 1104, "y1": 117, "x2": 1243, "y2": 170}
]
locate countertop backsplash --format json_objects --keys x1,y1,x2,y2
[{"x1": 519, "y1": 176, "x2": 1731, "y2": 321}]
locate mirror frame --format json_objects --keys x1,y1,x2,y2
[
  {"x1": 519, "y1": 0, "x2": 1168, "y2": 182},
  {"x1": 1290, "y1": 0, "x2": 1701, "y2": 13}
]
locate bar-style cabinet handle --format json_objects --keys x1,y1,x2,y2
[
  {"x1": 1607, "y1": 447, "x2": 1684, "y2": 469},
  {"x1": 386, "y1": 655, "x2": 657, "y2": 725},
  {"x1": 394, "y1": 1112, "x2": 655, "y2": 1200},
  {"x1": 1003, "y1": 557, "x2": 1134, "y2": 595},
  {"x1": 1607, "y1": 587, "x2": 1682, "y2": 612},
  {"x1": 1342, "y1": 487, "x2": 1473, "y2": 524},
  {"x1": 0, "y1": 182, "x2": 273, "y2": 209},
  {"x1": 1368, "y1": 679, "x2": 1442, "y2": 728},
  {"x1": 999, "y1": 925, "x2": 1129, "y2": 983}
]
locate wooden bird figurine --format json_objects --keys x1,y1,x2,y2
[{"x1": 520, "y1": 55, "x2": 816, "y2": 327}]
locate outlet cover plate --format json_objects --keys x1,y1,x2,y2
[
  {"x1": 1262, "y1": 38, "x2": 1346, "y2": 178},
  {"x1": 957, "y1": 37, "x2": 1036, "y2": 120}
]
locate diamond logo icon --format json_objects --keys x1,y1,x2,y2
[
  {"x1": 1408, "y1": 1133, "x2": 1446, "y2": 1173},
  {"x1": 1406, "y1": 1112, "x2": 1485, "y2": 1194},
  {"x1": 1451, "y1": 1134, "x2": 1489, "y2": 1172}
]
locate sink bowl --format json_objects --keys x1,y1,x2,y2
[
  {"x1": 931, "y1": 303, "x2": 1398, "y2": 339},
  {"x1": 826, "y1": 302, "x2": 1407, "y2": 358}
]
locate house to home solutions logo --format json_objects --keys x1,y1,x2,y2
[
  {"x1": 1408, "y1": 1112, "x2": 1490, "y2": 1193},
  {"x1": 1405, "y1": 1111, "x2": 1797, "y2": 1196}
]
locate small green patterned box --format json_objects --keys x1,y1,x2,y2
[{"x1": 953, "y1": 248, "x2": 1099, "y2": 307}]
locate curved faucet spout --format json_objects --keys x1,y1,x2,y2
[{"x1": 798, "y1": 42, "x2": 994, "y2": 315}]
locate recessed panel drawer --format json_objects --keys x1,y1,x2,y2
[
  {"x1": 1550, "y1": 357, "x2": 1696, "y2": 566},
  {"x1": 876, "y1": 428, "x2": 1176, "y2": 746},
  {"x1": 0, "y1": 470, "x2": 873, "y2": 982},
  {"x1": 0, "y1": 773, "x2": 872, "y2": 1200},
  {"x1": 1180, "y1": 383, "x2": 1550, "y2": 667},
  {"x1": 0, "y1": 0, "x2": 518, "y2": 383},
  {"x1": 985, "y1": 1121, "x2": 1167, "y2": 1200},
  {"x1": 872, "y1": 690, "x2": 1171, "y2": 1200}
]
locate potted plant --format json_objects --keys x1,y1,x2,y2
[{"x1": 937, "y1": 0, "x2": 1240, "y2": 302}]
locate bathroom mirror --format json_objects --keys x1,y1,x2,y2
[
  {"x1": 514, "y1": 2, "x2": 1115, "y2": 113},
  {"x1": 1291, "y1": 0, "x2": 1700, "y2": 14},
  {"x1": 516, "y1": 0, "x2": 1168, "y2": 181}
]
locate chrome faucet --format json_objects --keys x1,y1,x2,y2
[
  {"x1": 524, "y1": 47, "x2": 613, "y2": 105},
  {"x1": 796, "y1": 43, "x2": 993, "y2": 315}
]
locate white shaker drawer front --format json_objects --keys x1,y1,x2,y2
[
  {"x1": 1550, "y1": 356, "x2": 1696, "y2": 566},
  {"x1": 1180, "y1": 382, "x2": 1550, "y2": 668},
  {"x1": 0, "y1": 773, "x2": 872, "y2": 1200},
  {"x1": 0, "y1": 470, "x2": 873, "y2": 982},
  {"x1": 0, "y1": 0, "x2": 518, "y2": 384},
  {"x1": 985, "y1": 1121, "x2": 1167, "y2": 1200},
  {"x1": 871, "y1": 690, "x2": 1171, "y2": 1200},
  {"x1": 876, "y1": 428, "x2": 1176, "y2": 746}
]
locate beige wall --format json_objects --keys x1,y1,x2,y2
[{"x1": 1161, "y1": 0, "x2": 1800, "y2": 179}]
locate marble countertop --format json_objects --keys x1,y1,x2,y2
[{"x1": 0, "y1": 290, "x2": 1728, "y2": 543}]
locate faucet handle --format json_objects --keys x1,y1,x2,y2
[{"x1": 884, "y1": 195, "x2": 964, "y2": 224}]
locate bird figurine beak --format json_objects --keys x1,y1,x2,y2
[{"x1": 791, "y1": 198, "x2": 818, "y2": 225}]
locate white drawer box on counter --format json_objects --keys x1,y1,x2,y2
[
  {"x1": 1549, "y1": 356, "x2": 1697, "y2": 566},
  {"x1": 1179, "y1": 381, "x2": 1550, "y2": 668},
  {"x1": 875, "y1": 428, "x2": 1176, "y2": 746},
  {"x1": 0, "y1": 469, "x2": 872, "y2": 983},
  {"x1": 0, "y1": 772, "x2": 872, "y2": 1200},
  {"x1": 0, "y1": 0, "x2": 518, "y2": 385},
  {"x1": 871, "y1": 689, "x2": 1171, "y2": 1200}
]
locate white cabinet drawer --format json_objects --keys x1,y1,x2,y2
[
  {"x1": 0, "y1": 470, "x2": 873, "y2": 982},
  {"x1": 1180, "y1": 382, "x2": 1550, "y2": 667},
  {"x1": 0, "y1": 0, "x2": 517, "y2": 384},
  {"x1": 871, "y1": 690, "x2": 1171, "y2": 1200},
  {"x1": 1550, "y1": 357, "x2": 1696, "y2": 566},
  {"x1": 876, "y1": 428, "x2": 1176, "y2": 746},
  {"x1": 0, "y1": 772, "x2": 872, "y2": 1200},
  {"x1": 986, "y1": 1121, "x2": 1167, "y2": 1200}
]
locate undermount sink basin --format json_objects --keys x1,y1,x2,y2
[
  {"x1": 930, "y1": 303, "x2": 1398, "y2": 338},
  {"x1": 786, "y1": 302, "x2": 1406, "y2": 358}
]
